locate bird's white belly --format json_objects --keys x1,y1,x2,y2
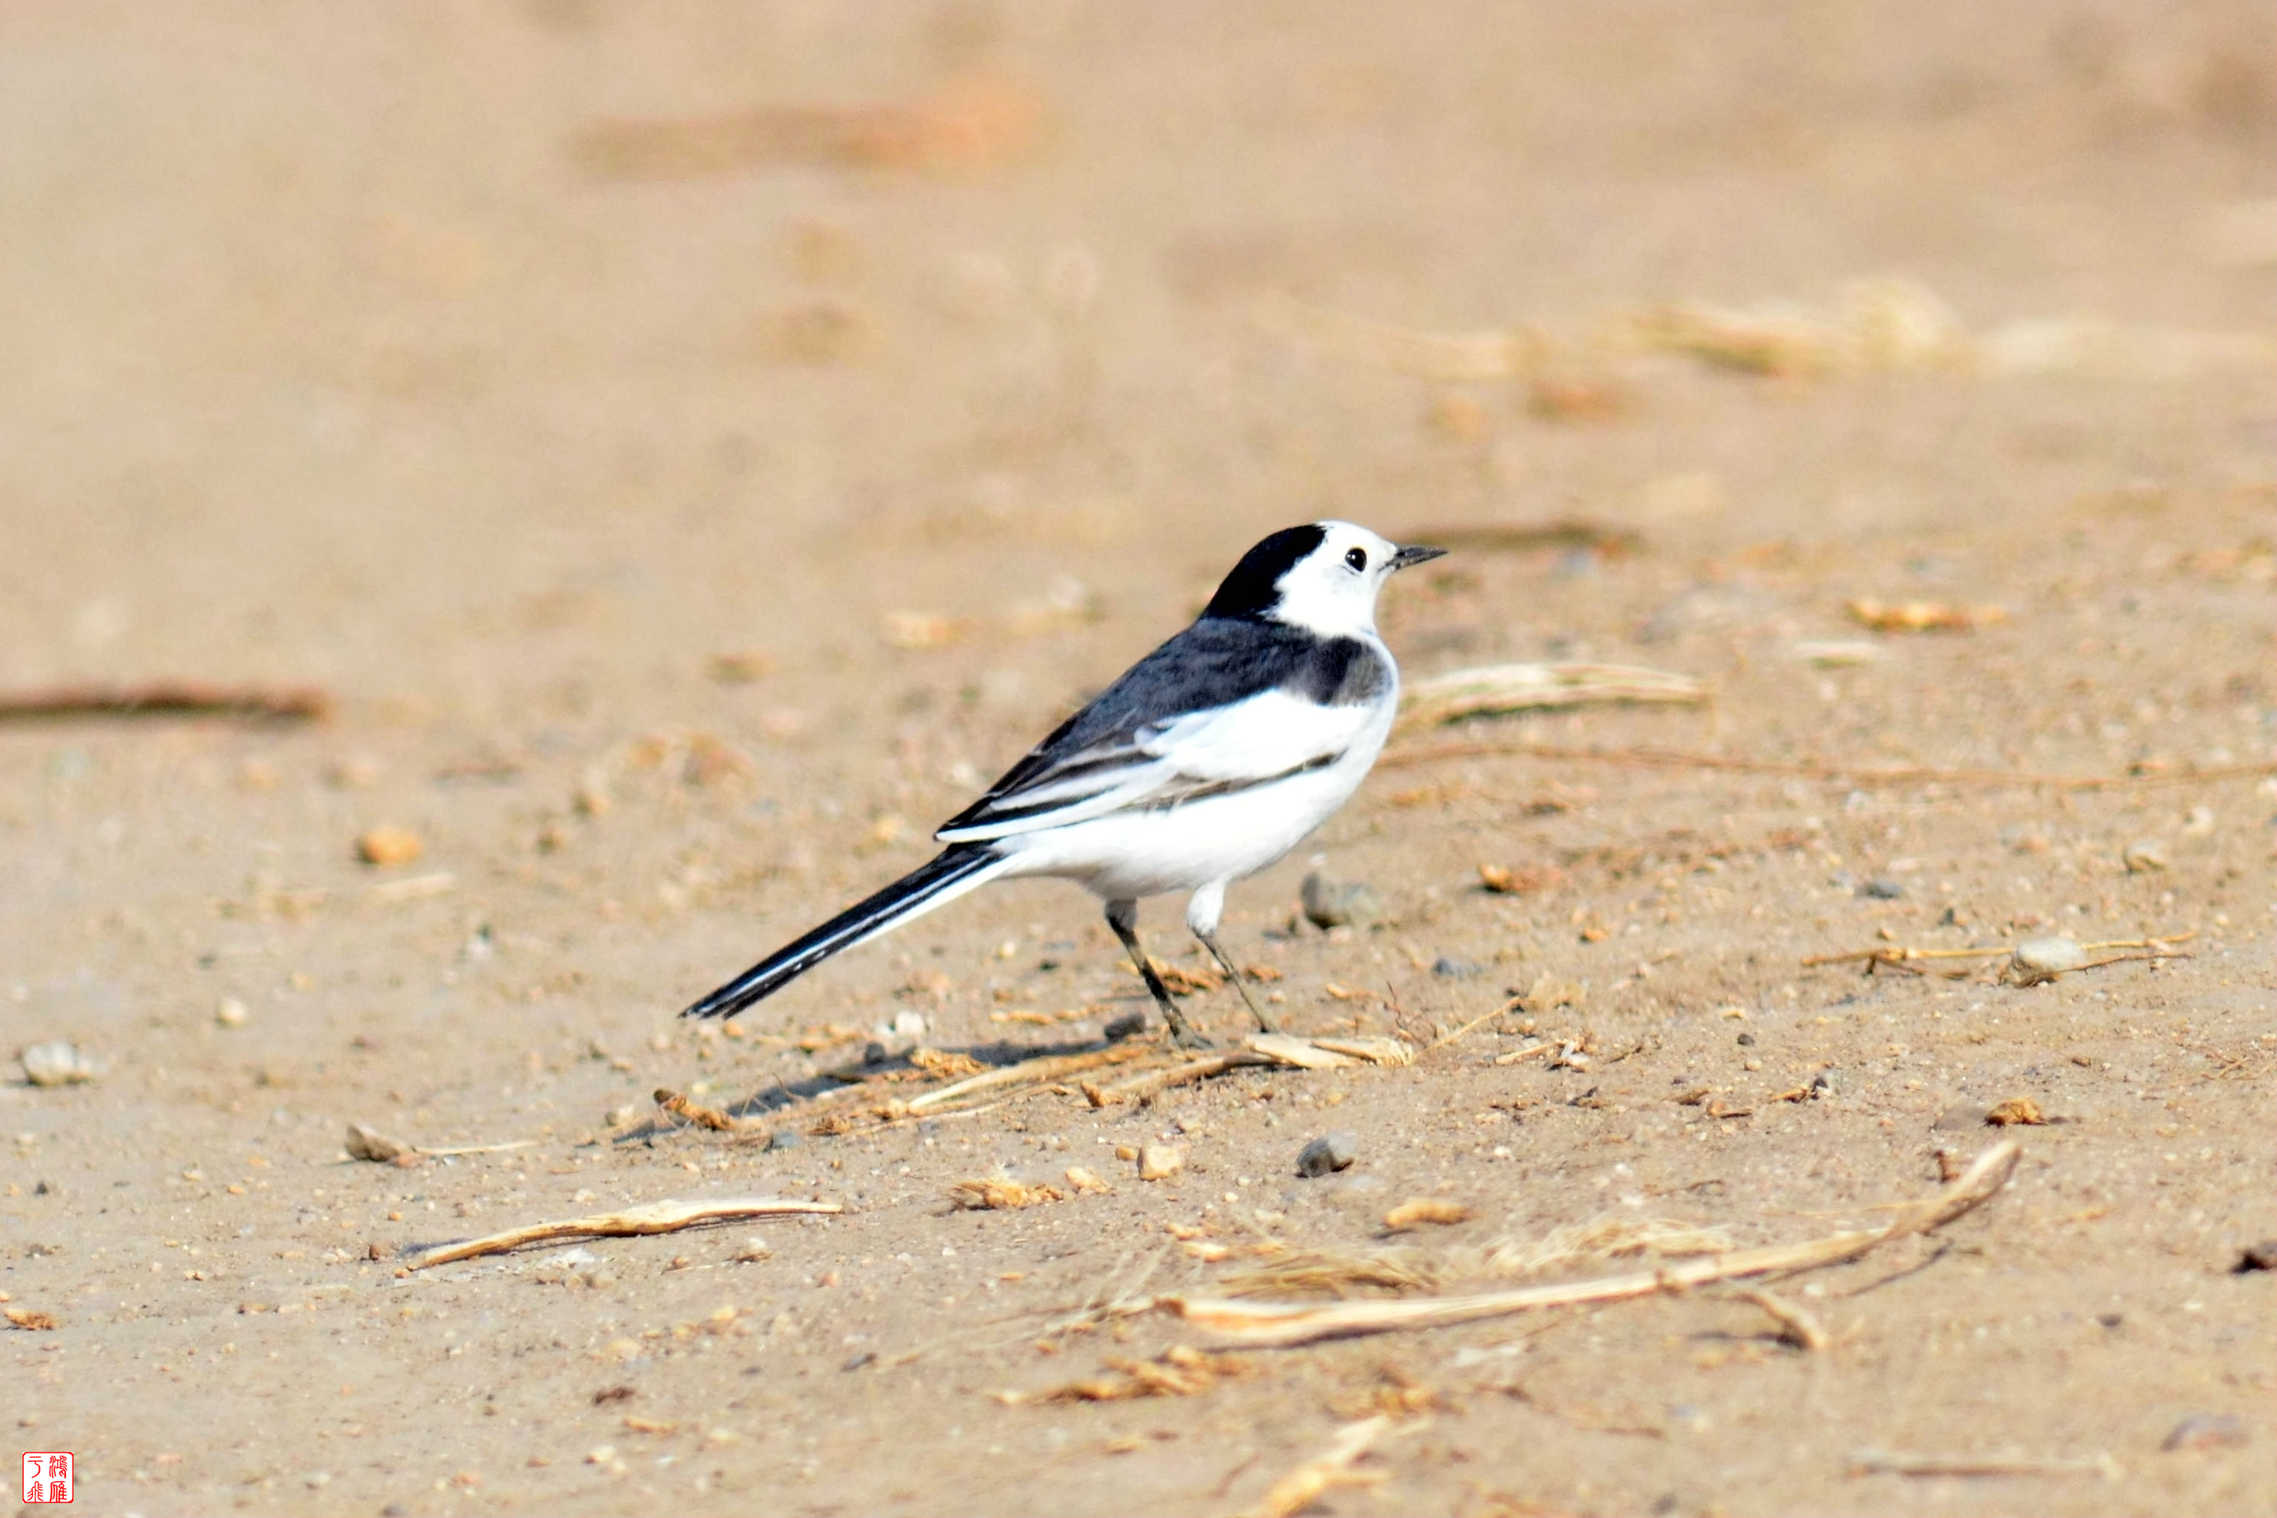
[{"x1": 996, "y1": 713, "x2": 1391, "y2": 901}]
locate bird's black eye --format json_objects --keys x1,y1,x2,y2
[{"x1": 1344, "y1": 547, "x2": 1368, "y2": 572}]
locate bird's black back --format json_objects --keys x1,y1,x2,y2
[{"x1": 936, "y1": 617, "x2": 1388, "y2": 835}]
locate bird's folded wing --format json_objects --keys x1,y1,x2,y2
[{"x1": 935, "y1": 689, "x2": 1371, "y2": 842}]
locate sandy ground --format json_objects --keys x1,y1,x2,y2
[{"x1": 6, "y1": 4, "x2": 2277, "y2": 1515}]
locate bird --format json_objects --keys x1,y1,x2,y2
[{"x1": 680, "y1": 520, "x2": 1445, "y2": 1046}]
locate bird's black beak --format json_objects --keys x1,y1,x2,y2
[{"x1": 1390, "y1": 544, "x2": 1448, "y2": 571}]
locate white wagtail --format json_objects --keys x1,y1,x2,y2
[{"x1": 681, "y1": 521, "x2": 1445, "y2": 1046}]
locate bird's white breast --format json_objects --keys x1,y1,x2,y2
[{"x1": 995, "y1": 673, "x2": 1398, "y2": 901}]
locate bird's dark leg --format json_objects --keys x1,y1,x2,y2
[
  {"x1": 1105, "y1": 899, "x2": 1210, "y2": 1048},
  {"x1": 1194, "y1": 928, "x2": 1278, "y2": 1034}
]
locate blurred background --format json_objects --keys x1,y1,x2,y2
[
  {"x1": 3, "y1": 1, "x2": 2270, "y2": 732},
  {"x1": 6, "y1": 11, "x2": 2276, "y2": 1513}
]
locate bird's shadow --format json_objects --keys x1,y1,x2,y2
[{"x1": 612, "y1": 1024, "x2": 1146, "y2": 1145}]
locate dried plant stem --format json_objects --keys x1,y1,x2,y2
[
  {"x1": 403, "y1": 1196, "x2": 841, "y2": 1270},
  {"x1": 1089, "y1": 1035, "x2": 1414, "y2": 1104},
  {"x1": 1804, "y1": 932, "x2": 2193, "y2": 970},
  {"x1": 1848, "y1": 1449, "x2": 2119, "y2": 1479},
  {"x1": 1093, "y1": 1051, "x2": 1263, "y2": 1103},
  {"x1": 1246, "y1": 1415, "x2": 1395, "y2": 1518},
  {"x1": 654, "y1": 1087, "x2": 743, "y2": 1131},
  {"x1": 0, "y1": 682, "x2": 330, "y2": 723},
  {"x1": 1379, "y1": 738, "x2": 2277, "y2": 791},
  {"x1": 1740, "y1": 1287, "x2": 1829, "y2": 1351},
  {"x1": 1396, "y1": 662, "x2": 1708, "y2": 732},
  {"x1": 1172, "y1": 1143, "x2": 2018, "y2": 1347},
  {"x1": 904, "y1": 1043, "x2": 1154, "y2": 1115},
  {"x1": 1802, "y1": 945, "x2": 2016, "y2": 967}
]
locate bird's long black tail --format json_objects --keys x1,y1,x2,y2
[{"x1": 679, "y1": 846, "x2": 1009, "y2": 1021}]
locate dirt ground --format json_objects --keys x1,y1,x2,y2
[{"x1": 6, "y1": 4, "x2": 2277, "y2": 1515}]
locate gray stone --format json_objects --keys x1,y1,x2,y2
[
  {"x1": 2122, "y1": 838, "x2": 2169, "y2": 874},
  {"x1": 1300, "y1": 871, "x2": 1383, "y2": 931},
  {"x1": 2008, "y1": 936, "x2": 2086, "y2": 986},
  {"x1": 20, "y1": 1040, "x2": 97, "y2": 1087},
  {"x1": 1296, "y1": 1131, "x2": 1358, "y2": 1178}
]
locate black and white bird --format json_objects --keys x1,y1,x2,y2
[{"x1": 680, "y1": 521, "x2": 1445, "y2": 1045}]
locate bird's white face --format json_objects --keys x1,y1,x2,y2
[{"x1": 1267, "y1": 521, "x2": 1419, "y2": 638}]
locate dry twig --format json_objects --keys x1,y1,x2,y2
[
  {"x1": 1806, "y1": 932, "x2": 2194, "y2": 982},
  {"x1": 570, "y1": 76, "x2": 1043, "y2": 180},
  {"x1": 1379, "y1": 738, "x2": 2277, "y2": 791},
  {"x1": 1848, "y1": 1449, "x2": 2119, "y2": 1480},
  {"x1": 402, "y1": 1196, "x2": 841, "y2": 1270},
  {"x1": 949, "y1": 1175, "x2": 1063, "y2": 1210},
  {"x1": 343, "y1": 1122, "x2": 536, "y2": 1165},
  {"x1": 904, "y1": 1043, "x2": 1153, "y2": 1116},
  {"x1": 1172, "y1": 1144, "x2": 2018, "y2": 1347},
  {"x1": 1383, "y1": 1199, "x2": 1472, "y2": 1232},
  {"x1": 1739, "y1": 1287, "x2": 1829, "y2": 1351},
  {"x1": 1002, "y1": 1344, "x2": 1253, "y2": 1404},
  {"x1": 0, "y1": 682, "x2": 329, "y2": 723},
  {"x1": 1396, "y1": 663, "x2": 1707, "y2": 733},
  {"x1": 654, "y1": 1087, "x2": 742, "y2": 1132},
  {"x1": 1246, "y1": 1416, "x2": 1394, "y2": 1518}
]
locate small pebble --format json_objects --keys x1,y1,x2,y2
[
  {"x1": 766, "y1": 1129, "x2": 803, "y2": 1152},
  {"x1": 1431, "y1": 956, "x2": 1481, "y2": 979},
  {"x1": 20, "y1": 1041, "x2": 97, "y2": 1087},
  {"x1": 2162, "y1": 1413, "x2": 2248, "y2": 1452},
  {"x1": 344, "y1": 1123, "x2": 412, "y2": 1163},
  {"x1": 215, "y1": 997, "x2": 249, "y2": 1029},
  {"x1": 2122, "y1": 838, "x2": 2169, "y2": 873},
  {"x1": 2232, "y1": 1240, "x2": 2277, "y2": 1273},
  {"x1": 2008, "y1": 935, "x2": 2086, "y2": 985},
  {"x1": 1793, "y1": 640, "x2": 1883, "y2": 668},
  {"x1": 355, "y1": 825, "x2": 425, "y2": 868},
  {"x1": 1857, "y1": 877, "x2": 1905, "y2": 900},
  {"x1": 1137, "y1": 1143, "x2": 1183, "y2": 1181},
  {"x1": 1984, "y1": 1096, "x2": 2047, "y2": 1126},
  {"x1": 1300, "y1": 870, "x2": 1383, "y2": 931},
  {"x1": 1296, "y1": 1131, "x2": 1358, "y2": 1179},
  {"x1": 891, "y1": 1010, "x2": 926, "y2": 1040}
]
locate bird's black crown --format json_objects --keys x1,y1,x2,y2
[{"x1": 1199, "y1": 523, "x2": 1327, "y2": 621}]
